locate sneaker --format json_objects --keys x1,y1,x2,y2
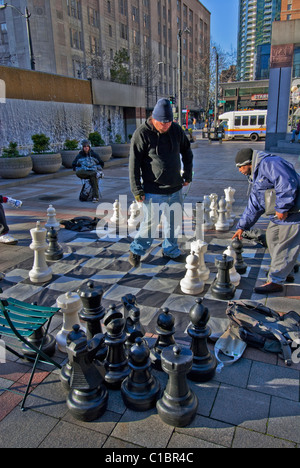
[
  {"x1": 0, "y1": 271, "x2": 5, "y2": 281},
  {"x1": 6, "y1": 197, "x2": 23, "y2": 208},
  {"x1": 254, "y1": 282, "x2": 283, "y2": 294},
  {"x1": 0, "y1": 234, "x2": 18, "y2": 245},
  {"x1": 129, "y1": 252, "x2": 141, "y2": 268},
  {"x1": 92, "y1": 198, "x2": 100, "y2": 203}
]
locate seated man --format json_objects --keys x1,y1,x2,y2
[{"x1": 72, "y1": 139, "x2": 104, "y2": 203}]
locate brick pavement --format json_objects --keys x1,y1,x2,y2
[{"x1": 0, "y1": 139, "x2": 299, "y2": 450}]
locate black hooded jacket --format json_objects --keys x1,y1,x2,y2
[{"x1": 129, "y1": 118, "x2": 193, "y2": 196}]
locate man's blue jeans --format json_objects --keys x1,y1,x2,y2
[{"x1": 130, "y1": 190, "x2": 183, "y2": 258}]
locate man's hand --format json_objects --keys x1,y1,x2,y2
[
  {"x1": 182, "y1": 181, "x2": 190, "y2": 187},
  {"x1": 135, "y1": 194, "x2": 145, "y2": 203},
  {"x1": 232, "y1": 229, "x2": 244, "y2": 240},
  {"x1": 275, "y1": 211, "x2": 288, "y2": 221}
]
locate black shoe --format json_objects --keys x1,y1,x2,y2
[
  {"x1": 254, "y1": 282, "x2": 283, "y2": 294},
  {"x1": 129, "y1": 252, "x2": 141, "y2": 268},
  {"x1": 162, "y1": 252, "x2": 187, "y2": 263}
]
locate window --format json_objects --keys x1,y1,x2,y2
[
  {"x1": 258, "y1": 115, "x2": 265, "y2": 125},
  {"x1": 0, "y1": 23, "x2": 8, "y2": 45},
  {"x1": 70, "y1": 28, "x2": 83, "y2": 49},
  {"x1": 250, "y1": 115, "x2": 257, "y2": 126},
  {"x1": 235, "y1": 116, "x2": 241, "y2": 126},
  {"x1": 242, "y1": 116, "x2": 249, "y2": 126}
]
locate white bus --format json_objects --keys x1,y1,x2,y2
[{"x1": 218, "y1": 110, "x2": 267, "y2": 141}]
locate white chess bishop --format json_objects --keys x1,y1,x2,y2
[{"x1": 29, "y1": 221, "x2": 52, "y2": 283}]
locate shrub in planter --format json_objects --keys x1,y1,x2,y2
[
  {"x1": 88, "y1": 131, "x2": 105, "y2": 147},
  {"x1": 111, "y1": 134, "x2": 130, "y2": 158},
  {"x1": 88, "y1": 131, "x2": 112, "y2": 162},
  {"x1": 61, "y1": 139, "x2": 79, "y2": 168},
  {"x1": 0, "y1": 142, "x2": 32, "y2": 179},
  {"x1": 30, "y1": 133, "x2": 62, "y2": 174}
]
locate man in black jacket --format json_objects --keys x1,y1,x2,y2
[
  {"x1": 72, "y1": 139, "x2": 104, "y2": 202},
  {"x1": 129, "y1": 98, "x2": 193, "y2": 267}
]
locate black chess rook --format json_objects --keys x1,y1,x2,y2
[
  {"x1": 211, "y1": 254, "x2": 236, "y2": 300},
  {"x1": 156, "y1": 345, "x2": 198, "y2": 427}
]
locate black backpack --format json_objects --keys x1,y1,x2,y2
[
  {"x1": 79, "y1": 180, "x2": 93, "y2": 202},
  {"x1": 226, "y1": 300, "x2": 300, "y2": 366}
]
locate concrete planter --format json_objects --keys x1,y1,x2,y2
[
  {"x1": 31, "y1": 153, "x2": 62, "y2": 174},
  {"x1": 93, "y1": 145, "x2": 112, "y2": 162},
  {"x1": 111, "y1": 143, "x2": 130, "y2": 158},
  {"x1": 61, "y1": 150, "x2": 78, "y2": 169},
  {"x1": 0, "y1": 155, "x2": 33, "y2": 179}
]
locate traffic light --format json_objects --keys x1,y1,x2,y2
[{"x1": 169, "y1": 96, "x2": 175, "y2": 105}]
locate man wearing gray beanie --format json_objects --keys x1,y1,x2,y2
[
  {"x1": 233, "y1": 148, "x2": 300, "y2": 294},
  {"x1": 128, "y1": 98, "x2": 193, "y2": 267}
]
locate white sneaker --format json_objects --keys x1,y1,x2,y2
[
  {"x1": 0, "y1": 234, "x2": 18, "y2": 245},
  {"x1": 6, "y1": 197, "x2": 23, "y2": 208}
]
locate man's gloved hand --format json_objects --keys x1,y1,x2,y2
[{"x1": 135, "y1": 194, "x2": 145, "y2": 203}]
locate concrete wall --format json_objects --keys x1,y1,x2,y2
[{"x1": 92, "y1": 79, "x2": 145, "y2": 108}]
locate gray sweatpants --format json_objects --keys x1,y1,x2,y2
[{"x1": 267, "y1": 221, "x2": 300, "y2": 284}]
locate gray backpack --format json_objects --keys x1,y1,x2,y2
[{"x1": 225, "y1": 300, "x2": 300, "y2": 366}]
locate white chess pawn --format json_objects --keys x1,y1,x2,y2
[
  {"x1": 128, "y1": 200, "x2": 140, "y2": 228},
  {"x1": 110, "y1": 199, "x2": 125, "y2": 224},
  {"x1": 180, "y1": 252, "x2": 204, "y2": 295},
  {"x1": 203, "y1": 196, "x2": 213, "y2": 230},
  {"x1": 224, "y1": 187, "x2": 236, "y2": 226},
  {"x1": 45, "y1": 205, "x2": 60, "y2": 231},
  {"x1": 209, "y1": 193, "x2": 218, "y2": 226},
  {"x1": 29, "y1": 221, "x2": 52, "y2": 283},
  {"x1": 56, "y1": 292, "x2": 82, "y2": 353},
  {"x1": 215, "y1": 196, "x2": 230, "y2": 232},
  {"x1": 191, "y1": 239, "x2": 210, "y2": 282},
  {"x1": 223, "y1": 245, "x2": 240, "y2": 287}
]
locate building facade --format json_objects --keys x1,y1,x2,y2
[
  {"x1": 0, "y1": 0, "x2": 210, "y2": 111},
  {"x1": 237, "y1": 0, "x2": 281, "y2": 81}
]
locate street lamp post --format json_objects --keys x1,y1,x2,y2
[
  {"x1": 0, "y1": 3, "x2": 35, "y2": 70},
  {"x1": 177, "y1": 28, "x2": 190, "y2": 127},
  {"x1": 212, "y1": 46, "x2": 219, "y2": 129}
]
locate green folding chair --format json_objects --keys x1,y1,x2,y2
[{"x1": 0, "y1": 292, "x2": 62, "y2": 410}]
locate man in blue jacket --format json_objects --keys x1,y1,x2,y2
[{"x1": 232, "y1": 148, "x2": 300, "y2": 294}]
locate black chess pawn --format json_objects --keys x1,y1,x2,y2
[
  {"x1": 187, "y1": 298, "x2": 217, "y2": 382},
  {"x1": 121, "y1": 337, "x2": 161, "y2": 411},
  {"x1": 60, "y1": 324, "x2": 87, "y2": 391},
  {"x1": 66, "y1": 326, "x2": 108, "y2": 422},
  {"x1": 122, "y1": 293, "x2": 138, "y2": 319},
  {"x1": 124, "y1": 306, "x2": 145, "y2": 351},
  {"x1": 150, "y1": 308, "x2": 176, "y2": 370},
  {"x1": 231, "y1": 237, "x2": 247, "y2": 274},
  {"x1": 22, "y1": 302, "x2": 56, "y2": 360},
  {"x1": 103, "y1": 304, "x2": 130, "y2": 389},
  {"x1": 156, "y1": 345, "x2": 198, "y2": 427},
  {"x1": 211, "y1": 254, "x2": 236, "y2": 300},
  {"x1": 45, "y1": 227, "x2": 64, "y2": 261},
  {"x1": 78, "y1": 281, "x2": 105, "y2": 341}
]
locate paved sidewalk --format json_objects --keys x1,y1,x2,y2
[{"x1": 0, "y1": 140, "x2": 299, "y2": 450}]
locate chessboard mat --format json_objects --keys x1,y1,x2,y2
[{"x1": 0, "y1": 226, "x2": 271, "y2": 343}]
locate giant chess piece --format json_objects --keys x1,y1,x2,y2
[
  {"x1": 191, "y1": 239, "x2": 210, "y2": 282},
  {"x1": 223, "y1": 245, "x2": 241, "y2": 287},
  {"x1": 122, "y1": 294, "x2": 145, "y2": 351},
  {"x1": 156, "y1": 345, "x2": 198, "y2": 427},
  {"x1": 224, "y1": 187, "x2": 236, "y2": 226},
  {"x1": 180, "y1": 251, "x2": 204, "y2": 295},
  {"x1": 209, "y1": 193, "x2": 218, "y2": 226},
  {"x1": 60, "y1": 324, "x2": 87, "y2": 391},
  {"x1": 203, "y1": 195, "x2": 214, "y2": 230},
  {"x1": 45, "y1": 204, "x2": 60, "y2": 231},
  {"x1": 128, "y1": 200, "x2": 141, "y2": 228},
  {"x1": 150, "y1": 308, "x2": 176, "y2": 370},
  {"x1": 121, "y1": 337, "x2": 161, "y2": 411},
  {"x1": 22, "y1": 302, "x2": 56, "y2": 360},
  {"x1": 215, "y1": 196, "x2": 230, "y2": 232},
  {"x1": 103, "y1": 304, "x2": 130, "y2": 388},
  {"x1": 56, "y1": 291, "x2": 82, "y2": 353},
  {"x1": 231, "y1": 237, "x2": 247, "y2": 274},
  {"x1": 66, "y1": 326, "x2": 108, "y2": 422},
  {"x1": 29, "y1": 221, "x2": 52, "y2": 283},
  {"x1": 187, "y1": 298, "x2": 217, "y2": 382},
  {"x1": 110, "y1": 199, "x2": 125, "y2": 224},
  {"x1": 211, "y1": 254, "x2": 236, "y2": 300},
  {"x1": 78, "y1": 281, "x2": 105, "y2": 339},
  {"x1": 45, "y1": 227, "x2": 64, "y2": 262}
]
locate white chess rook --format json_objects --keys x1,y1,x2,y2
[
  {"x1": 191, "y1": 239, "x2": 210, "y2": 281},
  {"x1": 29, "y1": 221, "x2": 52, "y2": 283}
]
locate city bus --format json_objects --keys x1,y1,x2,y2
[{"x1": 218, "y1": 110, "x2": 267, "y2": 141}]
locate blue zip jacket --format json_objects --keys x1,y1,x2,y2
[{"x1": 236, "y1": 151, "x2": 300, "y2": 231}]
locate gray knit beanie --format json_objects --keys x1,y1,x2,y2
[{"x1": 235, "y1": 148, "x2": 253, "y2": 167}]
